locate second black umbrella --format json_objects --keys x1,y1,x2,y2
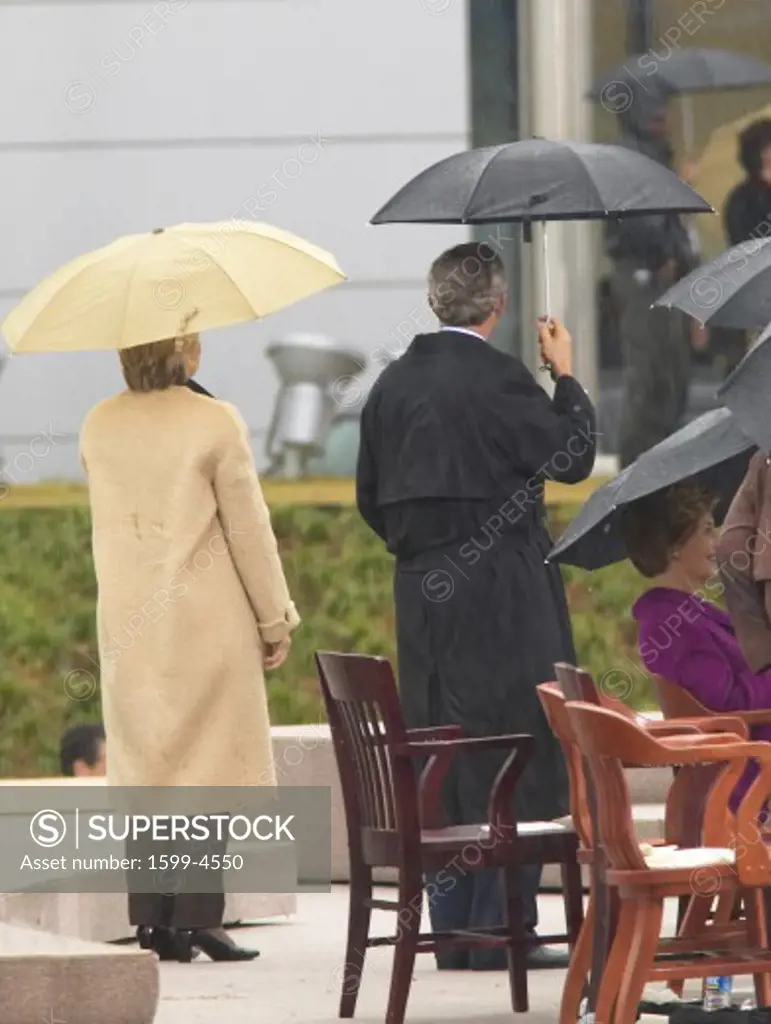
[
  {"x1": 718, "y1": 321, "x2": 771, "y2": 453},
  {"x1": 655, "y1": 236, "x2": 771, "y2": 329},
  {"x1": 547, "y1": 407, "x2": 755, "y2": 570}
]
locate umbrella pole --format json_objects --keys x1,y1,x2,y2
[
  {"x1": 538, "y1": 222, "x2": 553, "y2": 374},
  {"x1": 542, "y1": 223, "x2": 552, "y2": 320},
  {"x1": 682, "y1": 95, "x2": 695, "y2": 157}
]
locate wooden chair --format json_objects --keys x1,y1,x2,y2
[
  {"x1": 314, "y1": 651, "x2": 584, "y2": 1024},
  {"x1": 565, "y1": 698, "x2": 771, "y2": 1023},
  {"x1": 537, "y1": 680, "x2": 748, "y2": 1023},
  {"x1": 654, "y1": 674, "x2": 771, "y2": 733}
]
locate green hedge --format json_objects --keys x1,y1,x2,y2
[{"x1": 0, "y1": 504, "x2": 653, "y2": 777}]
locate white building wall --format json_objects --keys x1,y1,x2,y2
[{"x1": 0, "y1": 0, "x2": 470, "y2": 480}]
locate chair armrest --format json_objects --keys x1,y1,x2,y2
[
  {"x1": 645, "y1": 722, "x2": 703, "y2": 736},
  {"x1": 647, "y1": 716, "x2": 749, "y2": 739},
  {"x1": 730, "y1": 709, "x2": 771, "y2": 726},
  {"x1": 398, "y1": 734, "x2": 536, "y2": 758},
  {"x1": 642, "y1": 736, "x2": 771, "y2": 767},
  {"x1": 407, "y1": 736, "x2": 536, "y2": 831},
  {"x1": 407, "y1": 725, "x2": 464, "y2": 741}
]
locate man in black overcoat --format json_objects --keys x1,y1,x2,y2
[
  {"x1": 605, "y1": 80, "x2": 698, "y2": 466},
  {"x1": 356, "y1": 242, "x2": 597, "y2": 970}
]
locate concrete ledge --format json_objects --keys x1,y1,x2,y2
[
  {"x1": 0, "y1": 890, "x2": 296, "y2": 943},
  {"x1": 0, "y1": 768, "x2": 299, "y2": 941},
  {"x1": 0, "y1": 923, "x2": 158, "y2": 1024}
]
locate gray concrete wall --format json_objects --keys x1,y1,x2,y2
[{"x1": 0, "y1": 0, "x2": 471, "y2": 478}]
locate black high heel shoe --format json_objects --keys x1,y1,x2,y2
[
  {"x1": 137, "y1": 926, "x2": 199, "y2": 962},
  {"x1": 189, "y1": 928, "x2": 260, "y2": 961}
]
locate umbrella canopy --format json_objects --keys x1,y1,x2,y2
[
  {"x1": 370, "y1": 139, "x2": 712, "y2": 227},
  {"x1": 590, "y1": 49, "x2": 771, "y2": 99},
  {"x1": 547, "y1": 407, "x2": 755, "y2": 570},
  {"x1": 654, "y1": 235, "x2": 771, "y2": 329},
  {"x1": 2, "y1": 221, "x2": 346, "y2": 353},
  {"x1": 717, "y1": 321, "x2": 771, "y2": 452}
]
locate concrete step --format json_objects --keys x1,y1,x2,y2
[{"x1": 0, "y1": 923, "x2": 158, "y2": 1024}]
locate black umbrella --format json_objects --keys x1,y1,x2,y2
[
  {"x1": 590, "y1": 49, "x2": 771, "y2": 152},
  {"x1": 654, "y1": 236, "x2": 771, "y2": 329},
  {"x1": 717, "y1": 322, "x2": 771, "y2": 453},
  {"x1": 371, "y1": 138, "x2": 711, "y2": 230},
  {"x1": 547, "y1": 407, "x2": 756, "y2": 570},
  {"x1": 591, "y1": 49, "x2": 771, "y2": 97},
  {"x1": 371, "y1": 139, "x2": 711, "y2": 320}
]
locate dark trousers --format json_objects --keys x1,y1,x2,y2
[
  {"x1": 427, "y1": 864, "x2": 541, "y2": 969},
  {"x1": 126, "y1": 815, "x2": 227, "y2": 930}
]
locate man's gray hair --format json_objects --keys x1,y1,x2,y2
[{"x1": 427, "y1": 242, "x2": 506, "y2": 327}]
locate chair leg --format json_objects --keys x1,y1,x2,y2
[
  {"x1": 745, "y1": 888, "x2": 771, "y2": 1008},
  {"x1": 560, "y1": 856, "x2": 584, "y2": 948},
  {"x1": 340, "y1": 863, "x2": 373, "y2": 1018},
  {"x1": 668, "y1": 893, "x2": 712, "y2": 1000},
  {"x1": 559, "y1": 884, "x2": 594, "y2": 1024},
  {"x1": 595, "y1": 895, "x2": 638, "y2": 1024},
  {"x1": 675, "y1": 894, "x2": 689, "y2": 932},
  {"x1": 587, "y1": 858, "x2": 613, "y2": 1014},
  {"x1": 385, "y1": 866, "x2": 422, "y2": 1024},
  {"x1": 615, "y1": 898, "x2": 664, "y2": 1024},
  {"x1": 503, "y1": 865, "x2": 529, "y2": 1013}
]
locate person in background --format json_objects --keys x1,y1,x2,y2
[
  {"x1": 714, "y1": 120, "x2": 771, "y2": 376},
  {"x1": 356, "y1": 242, "x2": 596, "y2": 971},
  {"x1": 724, "y1": 119, "x2": 771, "y2": 247},
  {"x1": 624, "y1": 482, "x2": 771, "y2": 812},
  {"x1": 80, "y1": 330, "x2": 299, "y2": 963},
  {"x1": 605, "y1": 79, "x2": 702, "y2": 468},
  {"x1": 60, "y1": 722, "x2": 106, "y2": 777},
  {"x1": 717, "y1": 452, "x2": 771, "y2": 676}
]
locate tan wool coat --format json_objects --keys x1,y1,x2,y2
[{"x1": 80, "y1": 387, "x2": 300, "y2": 789}]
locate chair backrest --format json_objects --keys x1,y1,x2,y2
[
  {"x1": 555, "y1": 661, "x2": 643, "y2": 723},
  {"x1": 536, "y1": 683, "x2": 592, "y2": 848},
  {"x1": 314, "y1": 651, "x2": 421, "y2": 859},
  {"x1": 653, "y1": 674, "x2": 713, "y2": 719},
  {"x1": 563, "y1": 700, "x2": 652, "y2": 871}
]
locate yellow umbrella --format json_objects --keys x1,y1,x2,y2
[
  {"x1": 2, "y1": 220, "x2": 346, "y2": 352},
  {"x1": 693, "y1": 102, "x2": 771, "y2": 256}
]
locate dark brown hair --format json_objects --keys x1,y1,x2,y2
[{"x1": 621, "y1": 483, "x2": 715, "y2": 578}]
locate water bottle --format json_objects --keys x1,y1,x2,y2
[{"x1": 703, "y1": 976, "x2": 732, "y2": 1011}]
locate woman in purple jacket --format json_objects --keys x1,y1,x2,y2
[{"x1": 622, "y1": 482, "x2": 771, "y2": 809}]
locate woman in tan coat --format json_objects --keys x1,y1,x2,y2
[{"x1": 80, "y1": 332, "x2": 299, "y2": 962}]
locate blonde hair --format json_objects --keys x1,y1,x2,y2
[{"x1": 119, "y1": 333, "x2": 199, "y2": 392}]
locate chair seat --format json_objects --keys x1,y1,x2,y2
[
  {"x1": 642, "y1": 846, "x2": 735, "y2": 870},
  {"x1": 422, "y1": 821, "x2": 570, "y2": 844},
  {"x1": 420, "y1": 821, "x2": 574, "y2": 857}
]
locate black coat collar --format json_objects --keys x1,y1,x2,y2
[{"x1": 186, "y1": 378, "x2": 214, "y2": 398}]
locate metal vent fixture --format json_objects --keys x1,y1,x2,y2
[{"x1": 264, "y1": 334, "x2": 366, "y2": 478}]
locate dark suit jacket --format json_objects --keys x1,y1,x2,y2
[{"x1": 718, "y1": 451, "x2": 771, "y2": 673}]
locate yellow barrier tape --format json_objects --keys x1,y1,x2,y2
[{"x1": 0, "y1": 477, "x2": 607, "y2": 510}]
